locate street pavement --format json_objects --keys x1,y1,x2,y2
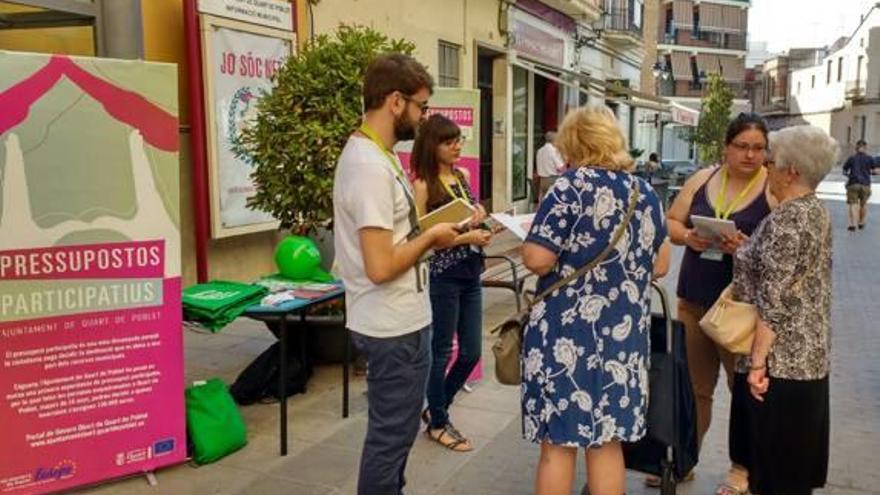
[{"x1": 75, "y1": 175, "x2": 879, "y2": 495}]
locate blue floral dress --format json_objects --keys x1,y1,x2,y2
[{"x1": 521, "y1": 167, "x2": 667, "y2": 448}]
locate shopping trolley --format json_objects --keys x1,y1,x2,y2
[{"x1": 622, "y1": 280, "x2": 699, "y2": 495}]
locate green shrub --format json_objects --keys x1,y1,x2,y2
[{"x1": 235, "y1": 25, "x2": 415, "y2": 234}]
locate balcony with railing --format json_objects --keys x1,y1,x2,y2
[
  {"x1": 659, "y1": 80, "x2": 749, "y2": 99},
  {"x1": 846, "y1": 80, "x2": 866, "y2": 100},
  {"x1": 539, "y1": 0, "x2": 603, "y2": 23},
  {"x1": 603, "y1": 5, "x2": 643, "y2": 47},
  {"x1": 659, "y1": 29, "x2": 747, "y2": 52}
]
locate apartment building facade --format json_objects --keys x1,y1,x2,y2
[
  {"x1": 655, "y1": 0, "x2": 751, "y2": 162},
  {"x1": 785, "y1": 5, "x2": 880, "y2": 158},
  {"x1": 751, "y1": 48, "x2": 827, "y2": 127}
]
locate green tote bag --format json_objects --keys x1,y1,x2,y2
[{"x1": 185, "y1": 378, "x2": 247, "y2": 464}]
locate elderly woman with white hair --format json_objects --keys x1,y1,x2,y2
[{"x1": 728, "y1": 125, "x2": 838, "y2": 495}]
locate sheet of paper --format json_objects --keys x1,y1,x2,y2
[{"x1": 490, "y1": 212, "x2": 535, "y2": 240}]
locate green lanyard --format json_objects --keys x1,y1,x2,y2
[{"x1": 714, "y1": 166, "x2": 762, "y2": 220}]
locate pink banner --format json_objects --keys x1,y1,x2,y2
[
  {"x1": 426, "y1": 107, "x2": 474, "y2": 127},
  {"x1": 0, "y1": 52, "x2": 184, "y2": 494},
  {"x1": 0, "y1": 241, "x2": 165, "y2": 281},
  {"x1": 397, "y1": 154, "x2": 481, "y2": 201},
  {"x1": 0, "y1": 278, "x2": 184, "y2": 494}
]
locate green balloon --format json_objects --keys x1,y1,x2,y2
[{"x1": 275, "y1": 236, "x2": 321, "y2": 280}]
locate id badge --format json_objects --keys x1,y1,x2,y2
[
  {"x1": 701, "y1": 249, "x2": 724, "y2": 261},
  {"x1": 415, "y1": 260, "x2": 430, "y2": 293}
]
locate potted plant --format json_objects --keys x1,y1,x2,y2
[{"x1": 235, "y1": 25, "x2": 415, "y2": 364}]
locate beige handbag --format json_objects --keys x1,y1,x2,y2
[
  {"x1": 491, "y1": 181, "x2": 640, "y2": 385},
  {"x1": 699, "y1": 284, "x2": 757, "y2": 355}
]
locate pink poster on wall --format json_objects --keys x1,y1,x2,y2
[
  {"x1": 0, "y1": 53, "x2": 184, "y2": 494},
  {"x1": 397, "y1": 90, "x2": 482, "y2": 200},
  {"x1": 396, "y1": 88, "x2": 484, "y2": 383}
]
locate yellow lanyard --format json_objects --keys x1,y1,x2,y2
[
  {"x1": 440, "y1": 173, "x2": 471, "y2": 205},
  {"x1": 358, "y1": 123, "x2": 412, "y2": 195},
  {"x1": 359, "y1": 123, "x2": 421, "y2": 230},
  {"x1": 714, "y1": 166, "x2": 762, "y2": 220}
]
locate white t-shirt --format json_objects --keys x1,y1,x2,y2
[
  {"x1": 536, "y1": 142, "x2": 565, "y2": 178},
  {"x1": 332, "y1": 136, "x2": 431, "y2": 338}
]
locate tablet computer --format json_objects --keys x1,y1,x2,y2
[{"x1": 690, "y1": 214, "x2": 737, "y2": 242}]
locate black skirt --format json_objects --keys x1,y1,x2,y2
[{"x1": 729, "y1": 372, "x2": 829, "y2": 495}]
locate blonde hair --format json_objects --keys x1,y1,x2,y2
[{"x1": 555, "y1": 106, "x2": 634, "y2": 172}]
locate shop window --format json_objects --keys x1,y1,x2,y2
[
  {"x1": 511, "y1": 66, "x2": 529, "y2": 202},
  {"x1": 857, "y1": 55, "x2": 864, "y2": 88},
  {"x1": 438, "y1": 40, "x2": 460, "y2": 87}
]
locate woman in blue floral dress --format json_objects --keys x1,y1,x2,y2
[{"x1": 522, "y1": 106, "x2": 671, "y2": 495}]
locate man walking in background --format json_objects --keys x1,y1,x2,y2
[
  {"x1": 333, "y1": 54, "x2": 459, "y2": 494},
  {"x1": 843, "y1": 139, "x2": 877, "y2": 231},
  {"x1": 534, "y1": 131, "x2": 565, "y2": 201}
]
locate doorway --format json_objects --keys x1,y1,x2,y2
[
  {"x1": 477, "y1": 51, "x2": 495, "y2": 209},
  {"x1": 510, "y1": 65, "x2": 565, "y2": 213}
]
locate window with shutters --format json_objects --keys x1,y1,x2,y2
[{"x1": 438, "y1": 41, "x2": 461, "y2": 87}]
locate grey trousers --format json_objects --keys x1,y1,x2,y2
[{"x1": 351, "y1": 326, "x2": 431, "y2": 495}]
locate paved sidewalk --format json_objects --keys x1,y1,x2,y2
[{"x1": 76, "y1": 191, "x2": 879, "y2": 495}]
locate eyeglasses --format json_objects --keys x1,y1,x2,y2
[
  {"x1": 730, "y1": 141, "x2": 767, "y2": 154},
  {"x1": 442, "y1": 136, "x2": 467, "y2": 146},
  {"x1": 401, "y1": 94, "x2": 430, "y2": 114}
]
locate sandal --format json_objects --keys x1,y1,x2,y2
[
  {"x1": 715, "y1": 482, "x2": 748, "y2": 495},
  {"x1": 426, "y1": 423, "x2": 473, "y2": 452},
  {"x1": 420, "y1": 409, "x2": 430, "y2": 425},
  {"x1": 645, "y1": 471, "x2": 694, "y2": 487}
]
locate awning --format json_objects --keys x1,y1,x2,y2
[
  {"x1": 718, "y1": 55, "x2": 745, "y2": 82},
  {"x1": 510, "y1": 58, "x2": 672, "y2": 113},
  {"x1": 696, "y1": 54, "x2": 721, "y2": 76},
  {"x1": 670, "y1": 52, "x2": 693, "y2": 80},
  {"x1": 670, "y1": 102, "x2": 699, "y2": 127},
  {"x1": 698, "y1": 3, "x2": 724, "y2": 32},
  {"x1": 720, "y1": 6, "x2": 746, "y2": 33},
  {"x1": 673, "y1": 0, "x2": 694, "y2": 28}
]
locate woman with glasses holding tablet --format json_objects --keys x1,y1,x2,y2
[{"x1": 663, "y1": 113, "x2": 777, "y2": 494}]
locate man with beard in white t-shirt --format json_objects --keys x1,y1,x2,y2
[{"x1": 333, "y1": 54, "x2": 460, "y2": 495}]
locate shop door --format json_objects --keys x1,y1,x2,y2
[{"x1": 477, "y1": 53, "x2": 494, "y2": 209}]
